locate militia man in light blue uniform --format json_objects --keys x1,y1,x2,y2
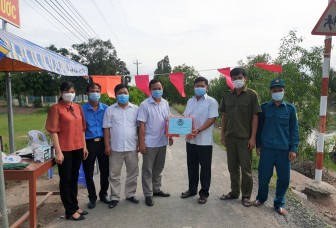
[{"x1": 252, "y1": 78, "x2": 299, "y2": 215}]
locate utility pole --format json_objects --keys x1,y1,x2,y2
[
  {"x1": 1, "y1": 20, "x2": 10, "y2": 228},
  {"x1": 133, "y1": 59, "x2": 142, "y2": 75}
]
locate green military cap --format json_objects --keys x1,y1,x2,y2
[{"x1": 270, "y1": 78, "x2": 285, "y2": 88}]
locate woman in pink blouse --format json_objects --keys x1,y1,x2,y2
[{"x1": 46, "y1": 81, "x2": 89, "y2": 221}]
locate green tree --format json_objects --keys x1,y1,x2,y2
[
  {"x1": 71, "y1": 38, "x2": 129, "y2": 76},
  {"x1": 154, "y1": 56, "x2": 197, "y2": 104}
]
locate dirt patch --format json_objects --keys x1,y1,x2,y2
[
  {"x1": 292, "y1": 158, "x2": 336, "y2": 185},
  {"x1": 291, "y1": 158, "x2": 336, "y2": 227}
]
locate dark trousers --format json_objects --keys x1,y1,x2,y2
[
  {"x1": 256, "y1": 148, "x2": 290, "y2": 209},
  {"x1": 83, "y1": 140, "x2": 110, "y2": 201},
  {"x1": 58, "y1": 149, "x2": 83, "y2": 216},
  {"x1": 186, "y1": 143, "x2": 213, "y2": 197}
]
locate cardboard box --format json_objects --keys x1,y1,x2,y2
[{"x1": 33, "y1": 145, "x2": 52, "y2": 163}]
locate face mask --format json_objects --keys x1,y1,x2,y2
[
  {"x1": 152, "y1": 90, "x2": 163, "y2": 99},
  {"x1": 117, "y1": 94, "x2": 129, "y2": 104},
  {"x1": 194, "y1": 87, "x2": 206, "y2": 97},
  {"x1": 272, "y1": 91, "x2": 284, "y2": 101},
  {"x1": 232, "y1": 79, "x2": 245, "y2": 89},
  {"x1": 62, "y1": 92, "x2": 75, "y2": 102},
  {"x1": 89, "y1": 92, "x2": 101, "y2": 102}
]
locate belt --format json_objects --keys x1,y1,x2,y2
[{"x1": 86, "y1": 137, "x2": 103, "y2": 143}]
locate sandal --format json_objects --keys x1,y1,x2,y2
[
  {"x1": 242, "y1": 197, "x2": 252, "y2": 207},
  {"x1": 181, "y1": 190, "x2": 197, "y2": 199},
  {"x1": 276, "y1": 207, "x2": 288, "y2": 215},
  {"x1": 220, "y1": 193, "x2": 239, "y2": 200},
  {"x1": 198, "y1": 196, "x2": 207, "y2": 204},
  {"x1": 252, "y1": 200, "x2": 264, "y2": 207}
]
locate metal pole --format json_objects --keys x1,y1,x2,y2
[
  {"x1": 5, "y1": 72, "x2": 14, "y2": 153},
  {"x1": 1, "y1": 20, "x2": 10, "y2": 228},
  {"x1": 0, "y1": 141, "x2": 9, "y2": 228},
  {"x1": 315, "y1": 34, "x2": 332, "y2": 182}
]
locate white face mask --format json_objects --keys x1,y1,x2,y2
[
  {"x1": 272, "y1": 91, "x2": 284, "y2": 101},
  {"x1": 62, "y1": 92, "x2": 76, "y2": 102},
  {"x1": 232, "y1": 79, "x2": 245, "y2": 89}
]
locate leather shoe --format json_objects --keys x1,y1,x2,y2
[
  {"x1": 77, "y1": 210, "x2": 89, "y2": 215},
  {"x1": 66, "y1": 214, "x2": 85, "y2": 221},
  {"x1": 181, "y1": 190, "x2": 196, "y2": 199},
  {"x1": 100, "y1": 197, "x2": 111, "y2": 204},
  {"x1": 153, "y1": 191, "x2": 170, "y2": 197},
  {"x1": 145, "y1": 196, "x2": 154, "y2": 206},
  {"x1": 108, "y1": 200, "x2": 119, "y2": 209},
  {"x1": 126, "y1": 196, "x2": 139, "y2": 204},
  {"x1": 88, "y1": 200, "x2": 96, "y2": 209}
]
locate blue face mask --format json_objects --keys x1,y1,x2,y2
[
  {"x1": 152, "y1": 90, "x2": 163, "y2": 99},
  {"x1": 194, "y1": 87, "x2": 206, "y2": 97},
  {"x1": 89, "y1": 92, "x2": 101, "y2": 102},
  {"x1": 272, "y1": 91, "x2": 284, "y2": 101},
  {"x1": 117, "y1": 94, "x2": 129, "y2": 104}
]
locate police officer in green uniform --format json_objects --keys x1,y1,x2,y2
[{"x1": 252, "y1": 78, "x2": 299, "y2": 215}]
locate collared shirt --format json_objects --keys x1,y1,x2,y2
[
  {"x1": 137, "y1": 96, "x2": 170, "y2": 147},
  {"x1": 46, "y1": 101, "x2": 86, "y2": 151},
  {"x1": 220, "y1": 87, "x2": 261, "y2": 139},
  {"x1": 82, "y1": 102, "x2": 108, "y2": 139},
  {"x1": 256, "y1": 100, "x2": 300, "y2": 152},
  {"x1": 103, "y1": 102, "x2": 139, "y2": 152},
  {"x1": 183, "y1": 94, "x2": 219, "y2": 145}
]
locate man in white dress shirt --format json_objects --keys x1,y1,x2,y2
[
  {"x1": 103, "y1": 84, "x2": 140, "y2": 208},
  {"x1": 181, "y1": 76, "x2": 219, "y2": 204},
  {"x1": 137, "y1": 79, "x2": 173, "y2": 206}
]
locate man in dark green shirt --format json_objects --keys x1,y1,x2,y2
[{"x1": 220, "y1": 67, "x2": 261, "y2": 207}]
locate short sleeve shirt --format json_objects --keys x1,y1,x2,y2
[
  {"x1": 82, "y1": 102, "x2": 108, "y2": 139},
  {"x1": 220, "y1": 87, "x2": 261, "y2": 139},
  {"x1": 103, "y1": 103, "x2": 139, "y2": 152},
  {"x1": 183, "y1": 94, "x2": 219, "y2": 145},
  {"x1": 137, "y1": 96, "x2": 170, "y2": 147},
  {"x1": 45, "y1": 101, "x2": 86, "y2": 151}
]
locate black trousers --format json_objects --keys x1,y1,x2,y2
[
  {"x1": 83, "y1": 140, "x2": 110, "y2": 201},
  {"x1": 58, "y1": 149, "x2": 83, "y2": 216},
  {"x1": 186, "y1": 143, "x2": 213, "y2": 197}
]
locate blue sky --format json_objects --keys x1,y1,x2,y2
[{"x1": 5, "y1": 0, "x2": 329, "y2": 80}]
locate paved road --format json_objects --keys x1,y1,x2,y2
[{"x1": 48, "y1": 108, "x2": 290, "y2": 228}]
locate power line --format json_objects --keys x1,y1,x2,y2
[
  {"x1": 43, "y1": 0, "x2": 90, "y2": 41},
  {"x1": 53, "y1": 0, "x2": 93, "y2": 39},
  {"x1": 63, "y1": 0, "x2": 101, "y2": 39},
  {"x1": 23, "y1": 0, "x2": 77, "y2": 43},
  {"x1": 34, "y1": 0, "x2": 85, "y2": 42},
  {"x1": 90, "y1": 0, "x2": 132, "y2": 59}
]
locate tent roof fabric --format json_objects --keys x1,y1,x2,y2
[{"x1": 0, "y1": 29, "x2": 88, "y2": 76}]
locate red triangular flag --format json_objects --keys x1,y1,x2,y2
[
  {"x1": 169, "y1": 72, "x2": 185, "y2": 97},
  {"x1": 217, "y1": 68, "x2": 234, "y2": 90},
  {"x1": 135, "y1": 75, "x2": 151, "y2": 96},
  {"x1": 92, "y1": 75, "x2": 121, "y2": 98},
  {"x1": 255, "y1": 62, "x2": 282, "y2": 73}
]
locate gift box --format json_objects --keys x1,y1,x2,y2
[{"x1": 33, "y1": 145, "x2": 52, "y2": 163}]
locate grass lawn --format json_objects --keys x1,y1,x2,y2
[{"x1": 0, "y1": 113, "x2": 48, "y2": 153}]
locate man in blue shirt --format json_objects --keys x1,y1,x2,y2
[
  {"x1": 253, "y1": 78, "x2": 299, "y2": 215},
  {"x1": 82, "y1": 83, "x2": 110, "y2": 209}
]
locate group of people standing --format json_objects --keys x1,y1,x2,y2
[{"x1": 45, "y1": 67, "x2": 299, "y2": 221}]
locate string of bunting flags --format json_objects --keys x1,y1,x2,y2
[
  {"x1": 134, "y1": 62, "x2": 282, "y2": 97},
  {"x1": 92, "y1": 62, "x2": 282, "y2": 98}
]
